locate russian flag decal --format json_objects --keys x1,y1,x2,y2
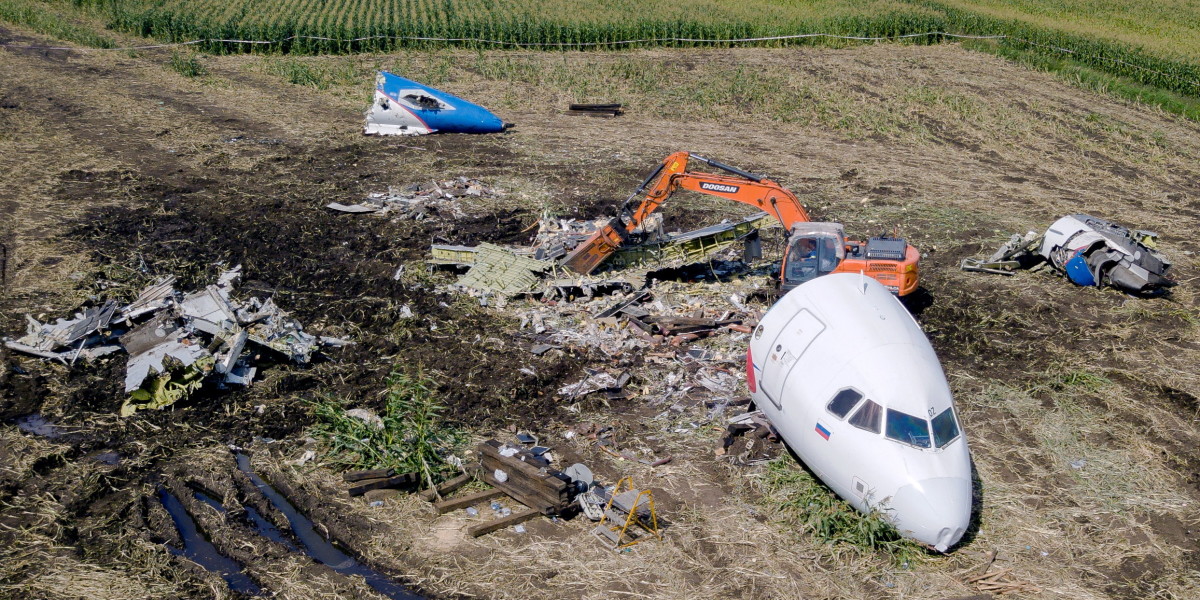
[{"x1": 815, "y1": 423, "x2": 831, "y2": 440}]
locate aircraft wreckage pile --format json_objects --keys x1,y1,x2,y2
[
  {"x1": 4, "y1": 266, "x2": 342, "y2": 416},
  {"x1": 428, "y1": 211, "x2": 771, "y2": 300}
]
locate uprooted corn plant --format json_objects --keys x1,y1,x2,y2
[{"x1": 310, "y1": 372, "x2": 468, "y2": 489}]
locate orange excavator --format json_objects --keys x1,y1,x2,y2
[{"x1": 562, "y1": 152, "x2": 920, "y2": 296}]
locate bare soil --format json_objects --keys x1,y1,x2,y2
[{"x1": 2, "y1": 22, "x2": 1199, "y2": 600}]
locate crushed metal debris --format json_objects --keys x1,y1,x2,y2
[
  {"x1": 962, "y1": 213, "x2": 1172, "y2": 294},
  {"x1": 327, "y1": 177, "x2": 499, "y2": 217},
  {"x1": 4, "y1": 265, "x2": 344, "y2": 416}
]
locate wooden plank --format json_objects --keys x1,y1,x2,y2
[
  {"x1": 479, "y1": 456, "x2": 569, "y2": 507},
  {"x1": 479, "y1": 458, "x2": 566, "y2": 506},
  {"x1": 467, "y1": 507, "x2": 540, "y2": 538},
  {"x1": 480, "y1": 469, "x2": 558, "y2": 515},
  {"x1": 418, "y1": 472, "x2": 473, "y2": 502},
  {"x1": 343, "y1": 468, "x2": 395, "y2": 482},
  {"x1": 568, "y1": 103, "x2": 622, "y2": 111},
  {"x1": 347, "y1": 473, "x2": 418, "y2": 497},
  {"x1": 477, "y1": 441, "x2": 568, "y2": 493},
  {"x1": 432, "y1": 488, "x2": 505, "y2": 514}
]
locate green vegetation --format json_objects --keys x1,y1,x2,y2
[
  {"x1": 311, "y1": 371, "x2": 466, "y2": 487},
  {"x1": 758, "y1": 458, "x2": 924, "y2": 562},
  {"x1": 964, "y1": 37, "x2": 1200, "y2": 120},
  {"x1": 935, "y1": 0, "x2": 1200, "y2": 61},
  {"x1": 2, "y1": 1, "x2": 1198, "y2": 115},
  {"x1": 263, "y1": 57, "x2": 360, "y2": 89},
  {"x1": 168, "y1": 51, "x2": 206, "y2": 77},
  {"x1": 79, "y1": 0, "x2": 946, "y2": 53},
  {"x1": 0, "y1": 0, "x2": 115, "y2": 47}
]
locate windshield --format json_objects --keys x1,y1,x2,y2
[
  {"x1": 931, "y1": 407, "x2": 960, "y2": 448},
  {"x1": 785, "y1": 235, "x2": 840, "y2": 285},
  {"x1": 885, "y1": 409, "x2": 931, "y2": 448},
  {"x1": 848, "y1": 399, "x2": 882, "y2": 433}
]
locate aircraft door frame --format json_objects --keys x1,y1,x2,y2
[{"x1": 761, "y1": 308, "x2": 826, "y2": 409}]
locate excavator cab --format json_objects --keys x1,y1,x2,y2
[{"x1": 781, "y1": 223, "x2": 846, "y2": 294}]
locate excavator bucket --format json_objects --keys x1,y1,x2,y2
[{"x1": 562, "y1": 219, "x2": 627, "y2": 274}]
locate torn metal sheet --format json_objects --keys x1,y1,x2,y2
[
  {"x1": 1040, "y1": 214, "x2": 1171, "y2": 292},
  {"x1": 6, "y1": 300, "x2": 118, "y2": 354},
  {"x1": 122, "y1": 314, "x2": 205, "y2": 393},
  {"x1": 181, "y1": 286, "x2": 239, "y2": 335},
  {"x1": 122, "y1": 276, "x2": 177, "y2": 321},
  {"x1": 608, "y1": 213, "x2": 774, "y2": 269},
  {"x1": 558, "y1": 370, "x2": 625, "y2": 399},
  {"x1": 239, "y1": 297, "x2": 320, "y2": 363},
  {"x1": 429, "y1": 244, "x2": 479, "y2": 266},
  {"x1": 123, "y1": 338, "x2": 209, "y2": 395},
  {"x1": 326, "y1": 202, "x2": 379, "y2": 213},
  {"x1": 121, "y1": 352, "x2": 212, "y2": 417},
  {"x1": 328, "y1": 178, "x2": 499, "y2": 220},
  {"x1": 431, "y1": 213, "x2": 770, "y2": 298}
]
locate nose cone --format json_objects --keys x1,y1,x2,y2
[{"x1": 890, "y1": 477, "x2": 972, "y2": 552}]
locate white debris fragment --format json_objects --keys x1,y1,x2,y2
[
  {"x1": 557, "y1": 371, "x2": 621, "y2": 398},
  {"x1": 293, "y1": 450, "x2": 317, "y2": 465},
  {"x1": 327, "y1": 202, "x2": 380, "y2": 213},
  {"x1": 345, "y1": 408, "x2": 385, "y2": 430}
]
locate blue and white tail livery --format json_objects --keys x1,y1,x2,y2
[{"x1": 364, "y1": 71, "x2": 508, "y2": 136}]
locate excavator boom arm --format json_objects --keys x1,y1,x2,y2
[{"x1": 623, "y1": 152, "x2": 810, "y2": 231}]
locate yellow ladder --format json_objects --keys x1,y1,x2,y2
[{"x1": 592, "y1": 476, "x2": 661, "y2": 550}]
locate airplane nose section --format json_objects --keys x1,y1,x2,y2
[{"x1": 890, "y1": 477, "x2": 972, "y2": 552}]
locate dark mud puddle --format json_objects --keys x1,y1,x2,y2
[
  {"x1": 158, "y1": 488, "x2": 262, "y2": 595},
  {"x1": 194, "y1": 490, "x2": 299, "y2": 552},
  {"x1": 236, "y1": 453, "x2": 420, "y2": 600}
]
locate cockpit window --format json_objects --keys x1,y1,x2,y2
[
  {"x1": 885, "y1": 409, "x2": 931, "y2": 448},
  {"x1": 826, "y1": 388, "x2": 863, "y2": 419},
  {"x1": 848, "y1": 399, "x2": 882, "y2": 433},
  {"x1": 931, "y1": 407, "x2": 960, "y2": 448}
]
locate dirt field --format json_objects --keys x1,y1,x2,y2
[{"x1": 2, "y1": 20, "x2": 1199, "y2": 600}]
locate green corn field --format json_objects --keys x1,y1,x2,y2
[{"x1": 8, "y1": 0, "x2": 1195, "y2": 98}]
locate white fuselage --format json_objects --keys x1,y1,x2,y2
[{"x1": 747, "y1": 273, "x2": 972, "y2": 552}]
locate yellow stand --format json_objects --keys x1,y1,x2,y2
[{"x1": 594, "y1": 476, "x2": 662, "y2": 550}]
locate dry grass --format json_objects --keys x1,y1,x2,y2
[{"x1": 2, "y1": 14, "x2": 1200, "y2": 600}]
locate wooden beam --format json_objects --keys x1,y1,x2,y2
[
  {"x1": 432, "y1": 488, "x2": 505, "y2": 514},
  {"x1": 479, "y1": 456, "x2": 570, "y2": 508},
  {"x1": 477, "y1": 441, "x2": 567, "y2": 492},
  {"x1": 467, "y1": 507, "x2": 540, "y2": 538},
  {"x1": 347, "y1": 473, "x2": 418, "y2": 497},
  {"x1": 418, "y1": 472, "x2": 473, "y2": 502},
  {"x1": 480, "y1": 468, "x2": 558, "y2": 515},
  {"x1": 342, "y1": 468, "x2": 395, "y2": 482}
]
